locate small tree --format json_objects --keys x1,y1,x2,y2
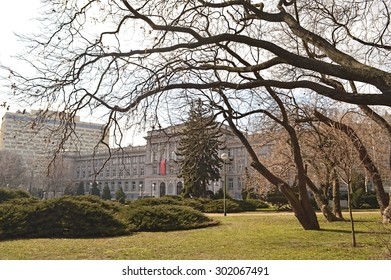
[
  {"x1": 115, "y1": 187, "x2": 126, "y2": 204},
  {"x1": 177, "y1": 100, "x2": 223, "y2": 198},
  {"x1": 90, "y1": 182, "x2": 101, "y2": 197},
  {"x1": 101, "y1": 185, "x2": 112, "y2": 201},
  {"x1": 75, "y1": 182, "x2": 85, "y2": 196}
]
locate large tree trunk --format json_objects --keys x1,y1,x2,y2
[
  {"x1": 251, "y1": 162, "x2": 320, "y2": 230},
  {"x1": 305, "y1": 177, "x2": 342, "y2": 221},
  {"x1": 314, "y1": 110, "x2": 389, "y2": 214}
]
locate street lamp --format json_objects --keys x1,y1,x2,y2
[
  {"x1": 220, "y1": 153, "x2": 229, "y2": 216},
  {"x1": 152, "y1": 183, "x2": 156, "y2": 197},
  {"x1": 139, "y1": 183, "x2": 144, "y2": 198}
]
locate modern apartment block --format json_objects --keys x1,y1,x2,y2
[
  {"x1": 0, "y1": 110, "x2": 109, "y2": 194},
  {"x1": 0, "y1": 110, "x2": 109, "y2": 160}
]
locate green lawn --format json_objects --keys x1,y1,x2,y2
[{"x1": 0, "y1": 213, "x2": 390, "y2": 260}]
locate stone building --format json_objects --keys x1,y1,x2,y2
[{"x1": 68, "y1": 123, "x2": 257, "y2": 200}]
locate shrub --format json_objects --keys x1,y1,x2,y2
[
  {"x1": 0, "y1": 188, "x2": 30, "y2": 204},
  {"x1": 202, "y1": 199, "x2": 242, "y2": 213},
  {"x1": 182, "y1": 199, "x2": 205, "y2": 211},
  {"x1": 265, "y1": 193, "x2": 291, "y2": 210},
  {"x1": 246, "y1": 199, "x2": 269, "y2": 209},
  {"x1": 116, "y1": 187, "x2": 126, "y2": 204},
  {"x1": 360, "y1": 193, "x2": 379, "y2": 209},
  {"x1": 130, "y1": 197, "x2": 184, "y2": 207},
  {"x1": 0, "y1": 195, "x2": 128, "y2": 239},
  {"x1": 237, "y1": 200, "x2": 258, "y2": 211},
  {"x1": 123, "y1": 204, "x2": 218, "y2": 232}
]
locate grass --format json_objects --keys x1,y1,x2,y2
[{"x1": 0, "y1": 212, "x2": 390, "y2": 260}]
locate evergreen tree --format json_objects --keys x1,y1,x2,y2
[
  {"x1": 115, "y1": 186, "x2": 126, "y2": 204},
  {"x1": 177, "y1": 100, "x2": 223, "y2": 198},
  {"x1": 90, "y1": 182, "x2": 101, "y2": 197},
  {"x1": 102, "y1": 185, "x2": 112, "y2": 200},
  {"x1": 75, "y1": 182, "x2": 85, "y2": 196},
  {"x1": 63, "y1": 184, "x2": 75, "y2": 196}
]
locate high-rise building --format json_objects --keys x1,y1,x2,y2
[
  {"x1": 0, "y1": 110, "x2": 109, "y2": 195},
  {"x1": 0, "y1": 110, "x2": 109, "y2": 159}
]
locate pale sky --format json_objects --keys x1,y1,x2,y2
[{"x1": 0, "y1": 0, "x2": 41, "y2": 113}]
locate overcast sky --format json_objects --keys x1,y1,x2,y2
[{"x1": 0, "y1": 0, "x2": 41, "y2": 114}]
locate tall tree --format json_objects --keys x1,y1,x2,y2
[
  {"x1": 176, "y1": 100, "x2": 223, "y2": 198},
  {"x1": 0, "y1": 151, "x2": 28, "y2": 188},
  {"x1": 3, "y1": 0, "x2": 390, "y2": 229}
]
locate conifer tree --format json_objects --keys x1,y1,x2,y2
[
  {"x1": 102, "y1": 185, "x2": 112, "y2": 200},
  {"x1": 75, "y1": 182, "x2": 85, "y2": 196},
  {"x1": 90, "y1": 182, "x2": 101, "y2": 197},
  {"x1": 115, "y1": 186, "x2": 126, "y2": 204},
  {"x1": 177, "y1": 100, "x2": 223, "y2": 198}
]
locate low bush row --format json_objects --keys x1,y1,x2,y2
[
  {"x1": 123, "y1": 204, "x2": 218, "y2": 232},
  {"x1": 0, "y1": 188, "x2": 30, "y2": 203},
  {"x1": 129, "y1": 196, "x2": 269, "y2": 213},
  {"x1": 0, "y1": 194, "x2": 219, "y2": 239}
]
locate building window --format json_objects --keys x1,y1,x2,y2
[
  {"x1": 238, "y1": 178, "x2": 244, "y2": 190},
  {"x1": 153, "y1": 165, "x2": 158, "y2": 174},
  {"x1": 139, "y1": 155, "x2": 145, "y2": 163},
  {"x1": 119, "y1": 168, "x2": 124, "y2": 177},
  {"x1": 132, "y1": 181, "x2": 136, "y2": 191},
  {"x1": 105, "y1": 168, "x2": 110, "y2": 177},
  {"x1": 140, "y1": 165, "x2": 145, "y2": 175},
  {"x1": 228, "y1": 178, "x2": 234, "y2": 190},
  {"x1": 112, "y1": 168, "x2": 117, "y2": 177},
  {"x1": 110, "y1": 182, "x2": 116, "y2": 191},
  {"x1": 132, "y1": 166, "x2": 138, "y2": 175},
  {"x1": 125, "y1": 181, "x2": 129, "y2": 191}
]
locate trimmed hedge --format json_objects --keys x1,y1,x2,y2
[
  {"x1": 130, "y1": 196, "x2": 267, "y2": 213},
  {"x1": 0, "y1": 188, "x2": 30, "y2": 204},
  {"x1": 130, "y1": 196, "x2": 184, "y2": 207},
  {"x1": 0, "y1": 195, "x2": 128, "y2": 239},
  {"x1": 123, "y1": 204, "x2": 218, "y2": 232}
]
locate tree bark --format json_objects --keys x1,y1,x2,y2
[
  {"x1": 331, "y1": 169, "x2": 343, "y2": 219},
  {"x1": 305, "y1": 176, "x2": 342, "y2": 221}
]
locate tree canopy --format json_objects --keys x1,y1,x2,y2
[
  {"x1": 176, "y1": 100, "x2": 223, "y2": 197},
  {"x1": 2, "y1": 0, "x2": 390, "y2": 229}
]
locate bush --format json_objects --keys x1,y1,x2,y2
[
  {"x1": 123, "y1": 204, "x2": 218, "y2": 232},
  {"x1": 0, "y1": 188, "x2": 30, "y2": 204},
  {"x1": 0, "y1": 195, "x2": 128, "y2": 239},
  {"x1": 202, "y1": 199, "x2": 242, "y2": 213},
  {"x1": 246, "y1": 199, "x2": 269, "y2": 209},
  {"x1": 360, "y1": 194, "x2": 379, "y2": 209},
  {"x1": 237, "y1": 200, "x2": 258, "y2": 211},
  {"x1": 182, "y1": 199, "x2": 205, "y2": 211},
  {"x1": 130, "y1": 197, "x2": 184, "y2": 207},
  {"x1": 265, "y1": 193, "x2": 291, "y2": 210}
]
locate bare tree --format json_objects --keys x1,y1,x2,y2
[
  {"x1": 1, "y1": 0, "x2": 390, "y2": 228},
  {"x1": 330, "y1": 125, "x2": 360, "y2": 247},
  {"x1": 0, "y1": 151, "x2": 28, "y2": 188},
  {"x1": 314, "y1": 110, "x2": 390, "y2": 215}
]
